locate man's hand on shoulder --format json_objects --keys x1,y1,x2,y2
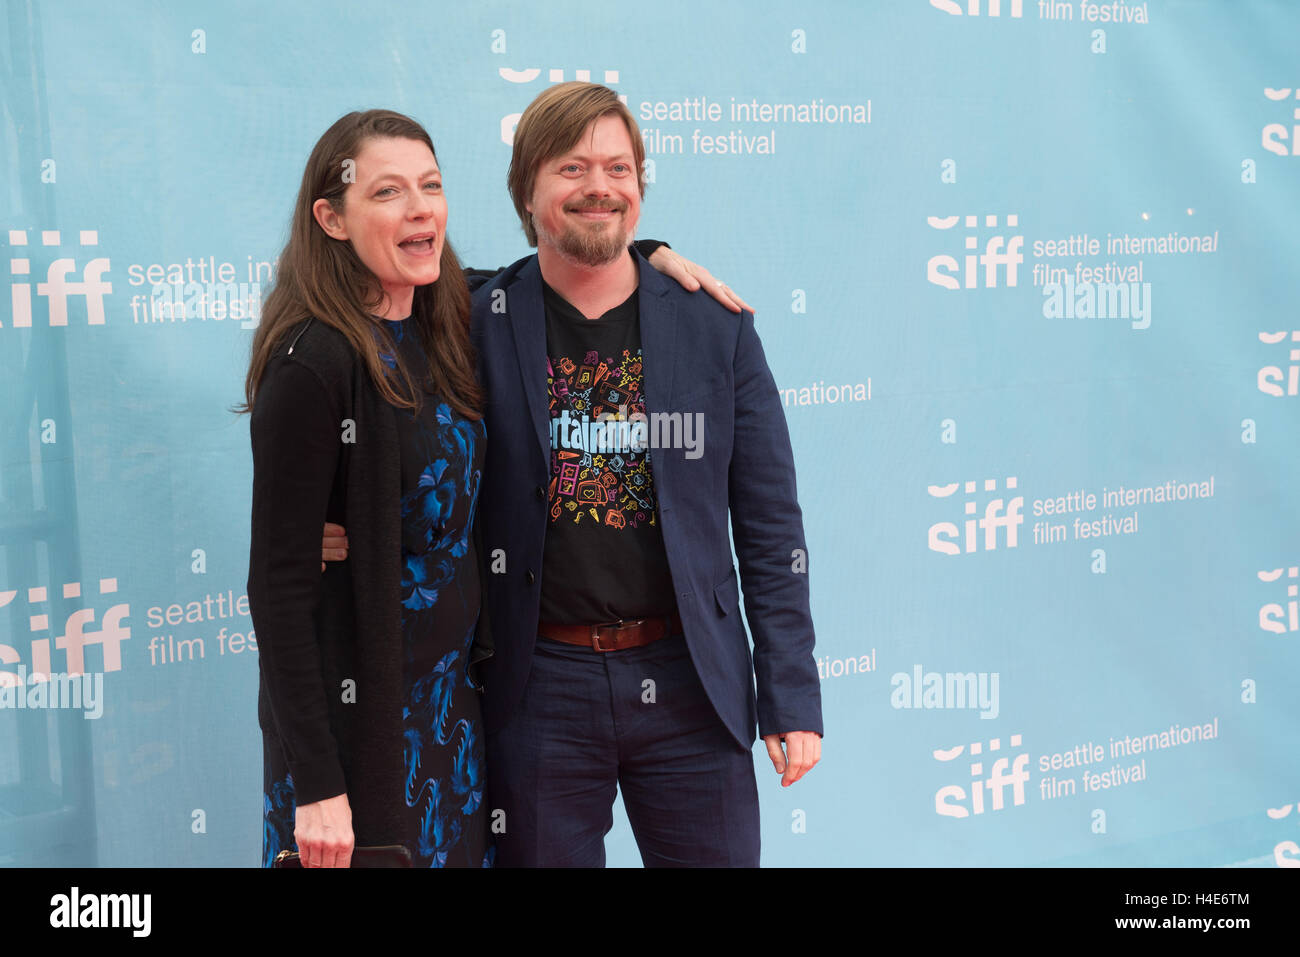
[
  {"x1": 763, "y1": 730, "x2": 821, "y2": 787},
  {"x1": 647, "y1": 246, "x2": 754, "y2": 314}
]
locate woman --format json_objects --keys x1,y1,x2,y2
[{"x1": 243, "y1": 109, "x2": 741, "y2": 868}]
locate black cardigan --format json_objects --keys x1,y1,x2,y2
[{"x1": 246, "y1": 317, "x2": 491, "y2": 846}]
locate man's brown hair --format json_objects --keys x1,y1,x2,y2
[{"x1": 507, "y1": 82, "x2": 646, "y2": 246}]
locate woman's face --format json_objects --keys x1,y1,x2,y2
[{"x1": 313, "y1": 136, "x2": 447, "y2": 319}]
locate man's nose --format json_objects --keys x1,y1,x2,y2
[{"x1": 582, "y1": 167, "x2": 611, "y2": 194}]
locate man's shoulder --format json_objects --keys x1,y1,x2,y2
[
  {"x1": 658, "y1": 281, "x2": 749, "y2": 321},
  {"x1": 643, "y1": 271, "x2": 750, "y2": 352},
  {"x1": 636, "y1": 251, "x2": 747, "y2": 331},
  {"x1": 470, "y1": 254, "x2": 539, "y2": 307}
]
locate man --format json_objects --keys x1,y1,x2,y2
[{"x1": 471, "y1": 82, "x2": 822, "y2": 867}]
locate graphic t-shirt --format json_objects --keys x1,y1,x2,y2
[{"x1": 538, "y1": 282, "x2": 676, "y2": 624}]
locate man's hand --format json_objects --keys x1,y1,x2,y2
[
  {"x1": 321, "y1": 522, "x2": 348, "y2": 572},
  {"x1": 647, "y1": 246, "x2": 755, "y2": 314},
  {"x1": 763, "y1": 731, "x2": 821, "y2": 787}
]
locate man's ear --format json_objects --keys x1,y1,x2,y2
[{"x1": 312, "y1": 198, "x2": 349, "y2": 241}]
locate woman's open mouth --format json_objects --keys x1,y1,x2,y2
[{"x1": 399, "y1": 235, "x2": 438, "y2": 256}]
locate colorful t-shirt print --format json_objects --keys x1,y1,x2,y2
[
  {"x1": 538, "y1": 282, "x2": 676, "y2": 624},
  {"x1": 548, "y1": 344, "x2": 657, "y2": 530}
]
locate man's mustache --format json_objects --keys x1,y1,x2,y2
[{"x1": 566, "y1": 199, "x2": 628, "y2": 212}]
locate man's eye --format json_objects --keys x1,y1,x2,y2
[
  {"x1": 425, "y1": 181, "x2": 442, "y2": 191},
  {"x1": 376, "y1": 186, "x2": 396, "y2": 197}
]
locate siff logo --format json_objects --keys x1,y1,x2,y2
[
  {"x1": 7, "y1": 230, "x2": 112, "y2": 327},
  {"x1": 497, "y1": 67, "x2": 623, "y2": 145},
  {"x1": 0, "y1": 578, "x2": 130, "y2": 685},
  {"x1": 930, "y1": 0, "x2": 1023, "y2": 17},
  {"x1": 933, "y1": 733, "x2": 1031, "y2": 819},
  {"x1": 1257, "y1": 331, "x2": 1300, "y2": 396},
  {"x1": 1257, "y1": 566, "x2": 1298, "y2": 635},
  {"x1": 927, "y1": 477, "x2": 1024, "y2": 555},
  {"x1": 926, "y1": 214, "x2": 1024, "y2": 290},
  {"x1": 1262, "y1": 87, "x2": 1300, "y2": 157},
  {"x1": 1265, "y1": 800, "x2": 1300, "y2": 867}
]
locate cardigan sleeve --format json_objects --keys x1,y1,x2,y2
[{"x1": 247, "y1": 355, "x2": 349, "y2": 805}]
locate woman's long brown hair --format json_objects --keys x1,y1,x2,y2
[{"x1": 237, "y1": 110, "x2": 481, "y2": 419}]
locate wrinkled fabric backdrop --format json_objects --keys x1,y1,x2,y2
[{"x1": 1, "y1": 0, "x2": 1297, "y2": 867}]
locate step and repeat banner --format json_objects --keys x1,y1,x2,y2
[{"x1": 1, "y1": 0, "x2": 1297, "y2": 867}]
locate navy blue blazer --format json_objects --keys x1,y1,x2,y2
[{"x1": 470, "y1": 249, "x2": 822, "y2": 749}]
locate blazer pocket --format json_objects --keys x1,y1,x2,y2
[{"x1": 714, "y1": 568, "x2": 740, "y2": 617}]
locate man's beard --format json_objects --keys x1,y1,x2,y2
[{"x1": 535, "y1": 204, "x2": 628, "y2": 267}]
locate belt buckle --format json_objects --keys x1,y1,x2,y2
[{"x1": 590, "y1": 618, "x2": 644, "y2": 652}]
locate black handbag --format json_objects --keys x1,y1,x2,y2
[{"x1": 272, "y1": 845, "x2": 413, "y2": 868}]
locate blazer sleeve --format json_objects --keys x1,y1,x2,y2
[
  {"x1": 247, "y1": 356, "x2": 349, "y2": 804},
  {"x1": 726, "y1": 312, "x2": 824, "y2": 739}
]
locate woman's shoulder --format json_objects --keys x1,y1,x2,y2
[
  {"x1": 252, "y1": 318, "x2": 361, "y2": 420},
  {"x1": 265, "y1": 317, "x2": 363, "y2": 388}
]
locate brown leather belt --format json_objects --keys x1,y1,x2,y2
[{"x1": 539, "y1": 612, "x2": 682, "y2": 653}]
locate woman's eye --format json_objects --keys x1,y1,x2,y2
[{"x1": 376, "y1": 186, "x2": 396, "y2": 197}]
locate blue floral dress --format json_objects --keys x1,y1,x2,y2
[{"x1": 262, "y1": 316, "x2": 491, "y2": 868}]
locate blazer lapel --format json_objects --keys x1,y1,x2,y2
[
  {"x1": 636, "y1": 254, "x2": 677, "y2": 414},
  {"x1": 505, "y1": 259, "x2": 551, "y2": 466}
]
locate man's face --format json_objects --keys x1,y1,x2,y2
[{"x1": 527, "y1": 113, "x2": 641, "y2": 267}]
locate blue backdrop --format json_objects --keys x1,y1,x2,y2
[{"x1": 2, "y1": 0, "x2": 1298, "y2": 867}]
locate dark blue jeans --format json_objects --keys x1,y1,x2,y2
[{"x1": 486, "y1": 632, "x2": 760, "y2": 867}]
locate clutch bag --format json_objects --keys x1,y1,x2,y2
[{"x1": 272, "y1": 845, "x2": 413, "y2": 868}]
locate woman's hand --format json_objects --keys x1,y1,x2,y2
[
  {"x1": 647, "y1": 247, "x2": 755, "y2": 314},
  {"x1": 320, "y1": 522, "x2": 349, "y2": 572},
  {"x1": 293, "y1": 792, "x2": 354, "y2": 867}
]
